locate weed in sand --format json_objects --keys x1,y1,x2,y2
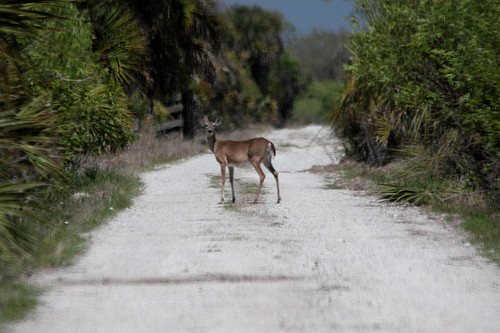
[
  {"x1": 223, "y1": 203, "x2": 240, "y2": 212},
  {"x1": 209, "y1": 175, "x2": 222, "y2": 189},
  {"x1": 279, "y1": 142, "x2": 299, "y2": 150},
  {"x1": 243, "y1": 183, "x2": 267, "y2": 196}
]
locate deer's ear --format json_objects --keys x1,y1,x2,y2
[
  {"x1": 203, "y1": 116, "x2": 209, "y2": 125},
  {"x1": 214, "y1": 118, "x2": 222, "y2": 126}
]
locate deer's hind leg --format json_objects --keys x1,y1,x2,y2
[
  {"x1": 250, "y1": 158, "x2": 266, "y2": 203},
  {"x1": 228, "y1": 166, "x2": 236, "y2": 203},
  {"x1": 263, "y1": 153, "x2": 281, "y2": 204}
]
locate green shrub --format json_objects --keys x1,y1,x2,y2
[{"x1": 54, "y1": 82, "x2": 134, "y2": 157}]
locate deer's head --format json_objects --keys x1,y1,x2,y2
[{"x1": 203, "y1": 116, "x2": 221, "y2": 136}]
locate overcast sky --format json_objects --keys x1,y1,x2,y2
[{"x1": 220, "y1": 0, "x2": 355, "y2": 35}]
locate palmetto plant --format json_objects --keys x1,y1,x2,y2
[
  {"x1": 378, "y1": 184, "x2": 438, "y2": 205},
  {"x1": 1, "y1": 1, "x2": 63, "y2": 263},
  {"x1": 0, "y1": 182, "x2": 40, "y2": 262},
  {"x1": 0, "y1": 97, "x2": 63, "y2": 261},
  {"x1": 0, "y1": 97, "x2": 62, "y2": 181},
  {"x1": 88, "y1": 1, "x2": 151, "y2": 93}
]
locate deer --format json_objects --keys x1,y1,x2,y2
[{"x1": 203, "y1": 116, "x2": 281, "y2": 204}]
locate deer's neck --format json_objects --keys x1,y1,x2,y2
[{"x1": 207, "y1": 134, "x2": 216, "y2": 153}]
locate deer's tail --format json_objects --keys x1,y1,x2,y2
[{"x1": 269, "y1": 142, "x2": 276, "y2": 158}]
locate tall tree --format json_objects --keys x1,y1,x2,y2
[
  {"x1": 269, "y1": 52, "x2": 302, "y2": 126},
  {"x1": 228, "y1": 5, "x2": 284, "y2": 95}
]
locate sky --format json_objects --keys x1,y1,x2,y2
[{"x1": 220, "y1": 0, "x2": 355, "y2": 35}]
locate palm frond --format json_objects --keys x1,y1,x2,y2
[
  {"x1": 0, "y1": 182, "x2": 42, "y2": 256},
  {"x1": 379, "y1": 183, "x2": 440, "y2": 205},
  {"x1": 0, "y1": 95, "x2": 64, "y2": 180},
  {"x1": 374, "y1": 114, "x2": 392, "y2": 146},
  {"x1": 91, "y1": 3, "x2": 151, "y2": 91},
  {"x1": 0, "y1": 1, "x2": 64, "y2": 35}
]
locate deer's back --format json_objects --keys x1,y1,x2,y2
[{"x1": 215, "y1": 137, "x2": 273, "y2": 165}]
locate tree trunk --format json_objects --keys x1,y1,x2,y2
[{"x1": 182, "y1": 90, "x2": 195, "y2": 139}]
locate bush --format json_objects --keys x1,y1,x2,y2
[{"x1": 54, "y1": 81, "x2": 134, "y2": 157}]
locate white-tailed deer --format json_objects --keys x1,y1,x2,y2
[{"x1": 204, "y1": 116, "x2": 281, "y2": 204}]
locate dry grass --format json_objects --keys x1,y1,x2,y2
[{"x1": 73, "y1": 126, "x2": 206, "y2": 175}]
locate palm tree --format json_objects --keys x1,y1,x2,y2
[
  {"x1": 85, "y1": 0, "x2": 152, "y2": 94},
  {"x1": 228, "y1": 5, "x2": 284, "y2": 94},
  {"x1": 125, "y1": 0, "x2": 225, "y2": 137}
]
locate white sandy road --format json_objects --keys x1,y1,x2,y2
[{"x1": 7, "y1": 126, "x2": 500, "y2": 332}]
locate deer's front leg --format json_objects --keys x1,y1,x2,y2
[{"x1": 219, "y1": 163, "x2": 226, "y2": 204}]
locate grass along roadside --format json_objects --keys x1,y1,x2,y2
[
  {"x1": 0, "y1": 170, "x2": 141, "y2": 323},
  {"x1": 316, "y1": 160, "x2": 500, "y2": 266},
  {"x1": 0, "y1": 127, "x2": 205, "y2": 325},
  {"x1": 0, "y1": 282, "x2": 40, "y2": 323}
]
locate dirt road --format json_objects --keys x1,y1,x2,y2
[{"x1": 9, "y1": 126, "x2": 500, "y2": 332}]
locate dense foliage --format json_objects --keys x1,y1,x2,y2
[{"x1": 333, "y1": 0, "x2": 499, "y2": 196}]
